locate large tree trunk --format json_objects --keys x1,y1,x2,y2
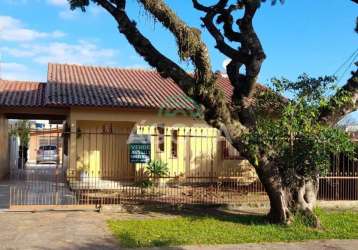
[{"x1": 257, "y1": 164, "x2": 320, "y2": 226}]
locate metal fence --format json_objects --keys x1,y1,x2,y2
[
  {"x1": 5, "y1": 122, "x2": 358, "y2": 209},
  {"x1": 318, "y1": 154, "x2": 358, "y2": 200}
]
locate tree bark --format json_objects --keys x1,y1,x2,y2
[
  {"x1": 257, "y1": 163, "x2": 320, "y2": 226},
  {"x1": 138, "y1": 0, "x2": 213, "y2": 84}
]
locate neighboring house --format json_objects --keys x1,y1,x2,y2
[
  {"x1": 0, "y1": 63, "x2": 257, "y2": 186},
  {"x1": 28, "y1": 126, "x2": 63, "y2": 164},
  {"x1": 336, "y1": 110, "x2": 358, "y2": 142},
  {"x1": 7, "y1": 120, "x2": 63, "y2": 165}
]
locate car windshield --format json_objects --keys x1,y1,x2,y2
[{"x1": 39, "y1": 145, "x2": 57, "y2": 151}]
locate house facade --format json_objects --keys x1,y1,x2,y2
[{"x1": 0, "y1": 63, "x2": 256, "y2": 187}]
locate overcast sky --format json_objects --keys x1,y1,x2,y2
[{"x1": 0, "y1": 0, "x2": 357, "y2": 87}]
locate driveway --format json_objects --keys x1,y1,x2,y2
[
  {"x1": 0, "y1": 163, "x2": 75, "y2": 208},
  {"x1": 0, "y1": 211, "x2": 119, "y2": 250},
  {"x1": 0, "y1": 211, "x2": 357, "y2": 250}
]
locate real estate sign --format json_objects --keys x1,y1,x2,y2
[{"x1": 128, "y1": 134, "x2": 151, "y2": 163}]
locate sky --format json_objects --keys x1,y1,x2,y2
[{"x1": 0, "y1": 0, "x2": 357, "y2": 87}]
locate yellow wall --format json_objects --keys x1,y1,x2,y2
[
  {"x1": 0, "y1": 115, "x2": 9, "y2": 179},
  {"x1": 74, "y1": 121, "x2": 135, "y2": 179},
  {"x1": 67, "y1": 108, "x2": 257, "y2": 183},
  {"x1": 69, "y1": 107, "x2": 208, "y2": 127},
  {"x1": 136, "y1": 125, "x2": 220, "y2": 178}
]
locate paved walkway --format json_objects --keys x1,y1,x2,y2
[
  {"x1": 0, "y1": 211, "x2": 357, "y2": 250},
  {"x1": 0, "y1": 181, "x2": 10, "y2": 209},
  {"x1": 0, "y1": 211, "x2": 120, "y2": 250},
  {"x1": 150, "y1": 240, "x2": 358, "y2": 250}
]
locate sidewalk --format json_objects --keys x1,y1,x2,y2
[{"x1": 138, "y1": 240, "x2": 358, "y2": 250}]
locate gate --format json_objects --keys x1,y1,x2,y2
[
  {"x1": 8, "y1": 122, "x2": 82, "y2": 209},
  {"x1": 9, "y1": 167, "x2": 78, "y2": 208}
]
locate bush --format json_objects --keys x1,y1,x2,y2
[{"x1": 136, "y1": 160, "x2": 169, "y2": 188}]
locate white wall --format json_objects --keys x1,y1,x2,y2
[{"x1": 0, "y1": 115, "x2": 9, "y2": 179}]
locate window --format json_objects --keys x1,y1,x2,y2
[
  {"x1": 157, "y1": 125, "x2": 165, "y2": 152},
  {"x1": 39, "y1": 136, "x2": 59, "y2": 147},
  {"x1": 39, "y1": 145, "x2": 57, "y2": 151},
  {"x1": 171, "y1": 130, "x2": 178, "y2": 158}
]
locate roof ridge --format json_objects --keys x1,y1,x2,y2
[
  {"x1": 47, "y1": 63, "x2": 233, "y2": 80},
  {"x1": 48, "y1": 62, "x2": 156, "y2": 73},
  {"x1": 0, "y1": 79, "x2": 42, "y2": 84}
]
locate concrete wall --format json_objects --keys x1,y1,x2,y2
[{"x1": 0, "y1": 115, "x2": 9, "y2": 179}]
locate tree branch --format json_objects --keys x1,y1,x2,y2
[
  {"x1": 135, "y1": 0, "x2": 246, "y2": 137},
  {"x1": 94, "y1": 0, "x2": 195, "y2": 93},
  {"x1": 193, "y1": 0, "x2": 266, "y2": 127},
  {"x1": 319, "y1": 64, "x2": 358, "y2": 125},
  {"x1": 218, "y1": 4, "x2": 243, "y2": 42},
  {"x1": 137, "y1": 0, "x2": 213, "y2": 84},
  {"x1": 193, "y1": 0, "x2": 251, "y2": 63}
]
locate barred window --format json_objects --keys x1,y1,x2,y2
[
  {"x1": 158, "y1": 125, "x2": 165, "y2": 152},
  {"x1": 171, "y1": 130, "x2": 178, "y2": 158}
]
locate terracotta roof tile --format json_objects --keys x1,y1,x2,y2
[
  {"x1": 46, "y1": 63, "x2": 197, "y2": 110},
  {"x1": 0, "y1": 64, "x2": 256, "y2": 110},
  {"x1": 0, "y1": 80, "x2": 45, "y2": 107}
]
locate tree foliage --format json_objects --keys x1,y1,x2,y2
[
  {"x1": 245, "y1": 76, "x2": 355, "y2": 188},
  {"x1": 10, "y1": 120, "x2": 30, "y2": 147}
]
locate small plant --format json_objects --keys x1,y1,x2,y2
[
  {"x1": 146, "y1": 159, "x2": 169, "y2": 178},
  {"x1": 137, "y1": 160, "x2": 169, "y2": 189}
]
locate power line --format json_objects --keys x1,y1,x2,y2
[
  {"x1": 333, "y1": 48, "x2": 358, "y2": 76},
  {"x1": 334, "y1": 48, "x2": 358, "y2": 84},
  {"x1": 337, "y1": 53, "x2": 358, "y2": 84}
]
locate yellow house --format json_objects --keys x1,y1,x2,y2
[{"x1": 0, "y1": 63, "x2": 257, "y2": 187}]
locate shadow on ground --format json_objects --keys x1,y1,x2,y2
[
  {"x1": 46, "y1": 242, "x2": 187, "y2": 250},
  {"x1": 102, "y1": 205, "x2": 271, "y2": 248},
  {"x1": 107, "y1": 204, "x2": 270, "y2": 226}
]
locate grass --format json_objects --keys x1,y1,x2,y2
[{"x1": 108, "y1": 209, "x2": 358, "y2": 248}]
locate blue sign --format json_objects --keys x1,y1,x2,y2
[
  {"x1": 128, "y1": 134, "x2": 151, "y2": 163},
  {"x1": 129, "y1": 143, "x2": 151, "y2": 163}
]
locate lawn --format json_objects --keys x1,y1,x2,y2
[{"x1": 108, "y1": 209, "x2": 358, "y2": 248}]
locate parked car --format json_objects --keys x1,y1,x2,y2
[{"x1": 36, "y1": 145, "x2": 59, "y2": 164}]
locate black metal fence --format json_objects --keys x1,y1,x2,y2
[{"x1": 5, "y1": 122, "x2": 358, "y2": 209}]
